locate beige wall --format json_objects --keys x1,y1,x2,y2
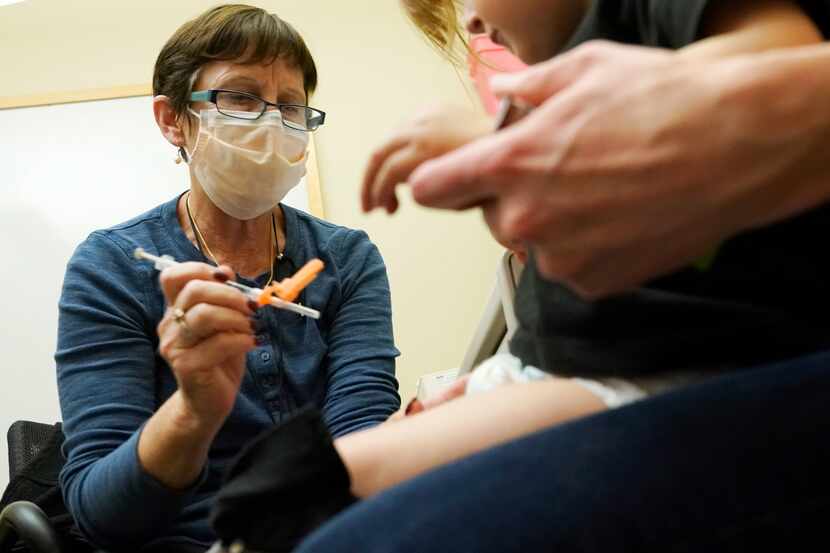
[{"x1": 0, "y1": 1, "x2": 503, "y2": 405}]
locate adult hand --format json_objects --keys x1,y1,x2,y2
[
  {"x1": 362, "y1": 105, "x2": 492, "y2": 214},
  {"x1": 410, "y1": 41, "x2": 814, "y2": 299},
  {"x1": 157, "y1": 262, "x2": 256, "y2": 428}
]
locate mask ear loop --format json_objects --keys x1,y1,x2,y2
[
  {"x1": 176, "y1": 67, "x2": 202, "y2": 165},
  {"x1": 176, "y1": 108, "x2": 204, "y2": 165}
]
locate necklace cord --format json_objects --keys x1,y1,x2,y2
[{"x1": 185, "y1": 191, "x2": 279, "y2": 284}]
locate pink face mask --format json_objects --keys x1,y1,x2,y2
[{"x1": 467, "y1": 35, "x2": 527, "y2": 115}]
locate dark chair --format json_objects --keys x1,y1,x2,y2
[{"x1": 0, "y1": 421, "x2": 69, "y2": 553}]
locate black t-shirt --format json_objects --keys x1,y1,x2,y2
[{"x1": 510, "y1": 0, "x2": 830, "y2": 378}]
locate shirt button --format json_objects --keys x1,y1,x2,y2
[{"x1": 261, "y1": 352, "x2": 272, "y2": 362}]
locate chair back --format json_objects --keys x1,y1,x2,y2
[
  {"x1": 459, "y1": 252, "x2": 525, "y2": 374},
  {"x1": 7, "y1": 422, "x2": 61, "y2": 482}
]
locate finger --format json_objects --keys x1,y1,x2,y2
[
  {"x1": 173, "y1": 331, "x2": 256, "y2": 374},
  {"x1": 180, "y1": 303, "x2": 255, "y2": 342},
  {"x1": 362, "y1": 135, "x2": 410, "y2": 212},
  {"x1": 490, "y1": 40, "x2": 610, "y2": 106},
  {"x1": 159, "y1": 262, "x2": 234, "y2": 307},
  {"x1": 420, "y1": 374, "x2": 471, "y2": 410},
  {"x1": 371, "y1": 145, "x2": 423, "y2": 214},
  {"x1": 409, "y1": 130, "x2": 520, "y2": 209},
  {"x1": 385, "y1": 194, "x2": 400, "y2": 214},
  {"x1": 174, "y1": 279, "x2": 253, "y2": 316}
]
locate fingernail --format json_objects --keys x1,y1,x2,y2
[
  {"x1": 247, "y1": 300, "x2": 259, "y2": 312},
  {"x1": 213, "y1": 270, "x2": 229, "y2": 282}
]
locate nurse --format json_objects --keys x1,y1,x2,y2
[{"x1": 55, "y1": 5, "x2": 400, "y2": 551}]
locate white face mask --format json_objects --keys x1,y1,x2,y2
[{"x1": 185, "y1": 108, "x2": 309, "y2": 220}]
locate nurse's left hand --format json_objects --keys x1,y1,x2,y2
[{"x1": 362, "y1": 105, "x2": 492, "y2": 214}]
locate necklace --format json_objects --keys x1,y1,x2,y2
[{"x1": 185, "y1": 192, "x2": 281, "y2": 284}]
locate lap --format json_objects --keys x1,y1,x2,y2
[{"x1": 295, "y1": 350, "x2": 830, "y2": 552}]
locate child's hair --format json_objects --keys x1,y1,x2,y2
[{"x1": 401, "y1": 0, "x2": 468, "y2": 64}]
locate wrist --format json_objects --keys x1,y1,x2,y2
[
  {"x1": 168, "y1": 390, "x2": 226, "y2": 440},
  {"x1": 137, "y1": 392, "x2": 221, "y2": 490}
]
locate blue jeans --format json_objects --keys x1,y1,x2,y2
[{"x1": 294, "y1": 351, "x2": 830, "y2": 552}]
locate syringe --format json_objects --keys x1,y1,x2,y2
[{"x1": 133, "y1": 248, "x2": 321, "y2": 319}]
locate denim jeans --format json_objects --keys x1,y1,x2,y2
[{"x1": 294, "y1": 350, "x2": 830, "y2": 552}]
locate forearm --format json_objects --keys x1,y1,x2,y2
[
  {"x1": 671, "y1": 6, "x2": 830, "y2": 234},
  {"x1": 723, "y1": 45, "x2": 830, "y2": 231},
  {"x1": 61, "y1": 399, "x2": 213, "y2": 548},
  {"x1": 679, "y1": 0, "x2": 822, "y2": 61},
  {"x1": 335, "y1": 378, "x2": 604, "y2": 498},
  {"x1": 137, "y1": 390, "x2": 221, "y2": 489}
]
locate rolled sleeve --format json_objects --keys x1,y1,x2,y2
[
  {"x1": 56, "y1": 233, "x2": 198, "y2": 548},
  {"x1": 320, "y1": 230, "x2": 401, "y2": 437}
]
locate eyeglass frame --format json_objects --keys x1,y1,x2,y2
[{"x1": 189, "y1": 89, "x2": 326, "y2": 132}]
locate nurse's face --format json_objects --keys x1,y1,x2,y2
[
  {"x1": 184, "y1": 57, "x2": 306, "y2": 157},
  {"x1": 464, "y1": 0, "x2": 589, "y2": 64}
]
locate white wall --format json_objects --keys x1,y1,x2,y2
[
  {"x1": 0, "y1": 95, "x2": 313, "y2": 489},
  {"x1": 0, "y1": 1, "x2": 504, "y2": 490}
]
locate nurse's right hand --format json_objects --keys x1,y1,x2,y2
[{"x1": 157, "y1": 262, "x2": 257, "y2": 428}]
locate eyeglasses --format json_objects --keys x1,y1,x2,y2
[{"x1": 190, "y1": 89, "x2": 326, "y2": 132}]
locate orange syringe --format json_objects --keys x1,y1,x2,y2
[{"x1": 259, "y1": 259, "x2": 325, "y2": 305}]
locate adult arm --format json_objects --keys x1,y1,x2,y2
[
  {"x1": 320, "y1": 230, "x2": 401, "y2": 437},
  {"x1": 57, "y1": 234, "x2": 253, "y2": 548},
  {"x1": 411, "y1": 41, "x2": 830, "y2": 298}
]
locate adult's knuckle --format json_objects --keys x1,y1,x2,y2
[
  {"x1": 581, "y1": 40, "x2": 612, "y2": 60},
  {"x1": 158, "y1": 337, "x2": 175, "y2": 360},
  {"x1": 179, "y1": 279, "x2": 207, "y2": 304},
  {"x1": 158, "y1": 269, "x2": 177, "y2": 290},
  {"x1": 187, "y1": 303, "x2": 211, "y2": 327},
  {"x1": 502, "y1": 209, "x2": 534, "y2": 242}
]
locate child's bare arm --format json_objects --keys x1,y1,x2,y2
[
  {"x1": 681, "y1": 0, "x2": 823, "y2": 60},
  {"x1": 335, "y1": 378, "x2": 605, "y2": 498}
]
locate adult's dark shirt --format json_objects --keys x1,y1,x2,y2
[{"x1": 511, "y1": 0, "x2": 830, "y2": 377}]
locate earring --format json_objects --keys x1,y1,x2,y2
[{"x1": 175, "y1": 146, "x2": 185, "y2": 165}]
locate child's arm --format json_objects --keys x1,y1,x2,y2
[
  {"x1": 335, "y1": 378, "x2": 605, "y2": 498},
  {"x1": 680, "y1": 0, "x2": 823, "y2": 60}
]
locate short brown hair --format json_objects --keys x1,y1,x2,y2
[
  {"x1": 401, "y1": 0, "x2": 467, "y2": 63},
  {"x1": 153, "y1": 4, "x2": 318, "y2": 116}
]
